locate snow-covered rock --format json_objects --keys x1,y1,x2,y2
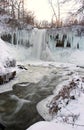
[{"x1": 0, "y1": 38, "x2": 16, "y2": 69}]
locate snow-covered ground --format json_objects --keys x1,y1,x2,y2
[{"x1": 27, "y1": 121, "x2": 84, "y2": 130}]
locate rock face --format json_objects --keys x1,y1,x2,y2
[
  {"x1": 0, "y1": 71, "x2": 16, "y2": 84},
  {"x1": 55, "y1": 34, "x2": 67, "y2": 48},
  {"x1": 56, "y1": 40, "x2": 64, "y2": 47},
  {"x1": 0, "y1": 57, "x2": 16, "y2": 84},
  {"x1": 1, "y1": 34, "x2": 12, "y2": 43}
]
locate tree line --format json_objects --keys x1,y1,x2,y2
[
  {"x1": 0, "y1": 0, "x2": 35, "y2": 25},
  {"x1": 49, "y1": 0, "x2": 84, "y2": 27},
  {"x1": 0, "y1": 0, "x2": 84, "y2": 28}
]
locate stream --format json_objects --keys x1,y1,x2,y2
[{"x1": 0, "y1": 64, "x2": 72, "y2": 130}]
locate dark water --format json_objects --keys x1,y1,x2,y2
[{"x1": 0, "y1": 73, "x2": 62, "y2": 130}]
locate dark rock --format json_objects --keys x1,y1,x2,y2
[
  {"x1": 13, "y1": 33, "x2": 17, "y2": 45},
  {"x1": 17, "y1": 65, "x2": 28, "y2": 70},
  {"x1": 62, "y1": 34, "x2": 67, "y2": 43},
  {"x1": 70, "y1": 95, "x2": 75, "y2": 100},
  {"x1": 77, "y1": 43, "x2": 79, "y2": 49},
  {"x1": 9, "y1": 71, "x2": 16, "y2": 80},
  {"x1": 66, "y1": 41, "x2": 71, "y2": 47},
  {"x1": 1, "y1": 34, "x2": 12, "y2": 43},
  {"x1": 0, "y1": 71, "x2": 16, "y2": 85},
  {"x1": 77, "y1": 65, "x2": 84, "y2": 69},
  {"x1": 76, "y1": 79, "x2": 80, "y2": 81},
  {"x1": 54, "y1": 34, "x2": 59, "y2": 40},
  {"x1": 55, "y1": 34, "x2": 67, "y2": 47},
  {"x1": 66, "y1": 100, "x2": 69, "y2": 105},
  {"x1": 56, "y1": 40, "x2": 64, "y2": 47},
  {"x1": 0, "y1": 76, "x2": 4, "y2": 84}
]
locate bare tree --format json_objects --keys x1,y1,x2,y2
[
  {"x1": 48, "y1": 0, "x2": 57, "y2": 23},
  {"x1": 24, "y1": 11, "x2": 35, "y2": 25},
  {"x1": 48, "y1": 0, "x2": 61, "y2": 27},
  {"x1": 0, "y1": 0, "x2": 10, "y2": 13},
  {"x1": 10, "y1": 0, "x2": 15, "y2": 18},
  {"x1": 62, "y1": 0, "x2": 84, "y2": 15},
  {"x1": 14, "y1": 0, "x2": 24, "y2": 19},
  {"x1": 76, "y1": 0, "x2": 84, "y2": 15},
  {"x1": 1, "y1": 0, "x2": 25, "y2": 20}
]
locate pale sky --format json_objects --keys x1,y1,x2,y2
[
  {"x1": 25, "y1": 0, "x2": 53, "y2": 22},
  {"x1": 24, "y1": 0, "x2": 80, "y2": 22}
]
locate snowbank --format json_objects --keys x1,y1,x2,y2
[
  {"x1": 70, "y1": 50, "x2": 84, "y2": 66},
  {"x1": 27, "y1": 121, "x2": 84, "y2": 130},
  {"x1": 0, "y1": 38, "x2": 14, "y2": 73}
]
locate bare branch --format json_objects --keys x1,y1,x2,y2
[{"x1": 48, "y1": 0, "x2": 57, "y2": 22}]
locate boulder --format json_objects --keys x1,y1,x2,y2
[
  {"x1": 0, "y1": 71, "x2": 16, "y2": 84},
  {"x1": 17, "y1": 65, "x2": 27, "y2": 70},
  {"x1": 1, "y1": 34, "x2": 12, "y2": 43}
]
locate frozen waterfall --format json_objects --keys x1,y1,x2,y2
[
  {"x1": 31, "y1": 29, "x2": 54, "y2": 61},
  {"x1": 47, "y1": 25, "x2": 84, "y2": 50},
  {"x1": 1, "y1": 25, "x2": 84, "y2": 63},
  {"x1": 31, "y1": 29, "x2": 46, "y2": 59},
  {"x1": 10, "y1": 28, "x2": 54, "y2": 61}
]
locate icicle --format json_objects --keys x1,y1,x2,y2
[{"x1": 11, "y1": 32, "x2": 14, "y2": 45}]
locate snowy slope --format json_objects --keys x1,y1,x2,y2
[{"x1": 0, "y1": 38, "x2": 14, "y2": 73}]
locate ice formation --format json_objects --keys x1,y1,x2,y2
[{"x1": 1, "y1": 25, "x2": 84, "y2": 63}]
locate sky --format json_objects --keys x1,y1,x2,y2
[
  {"x1": 24, "y1": 0, "x2": 80, "y2": 22},
  {"x1": 25, "y1": 0, "x2": 53, "y2": 22}
]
